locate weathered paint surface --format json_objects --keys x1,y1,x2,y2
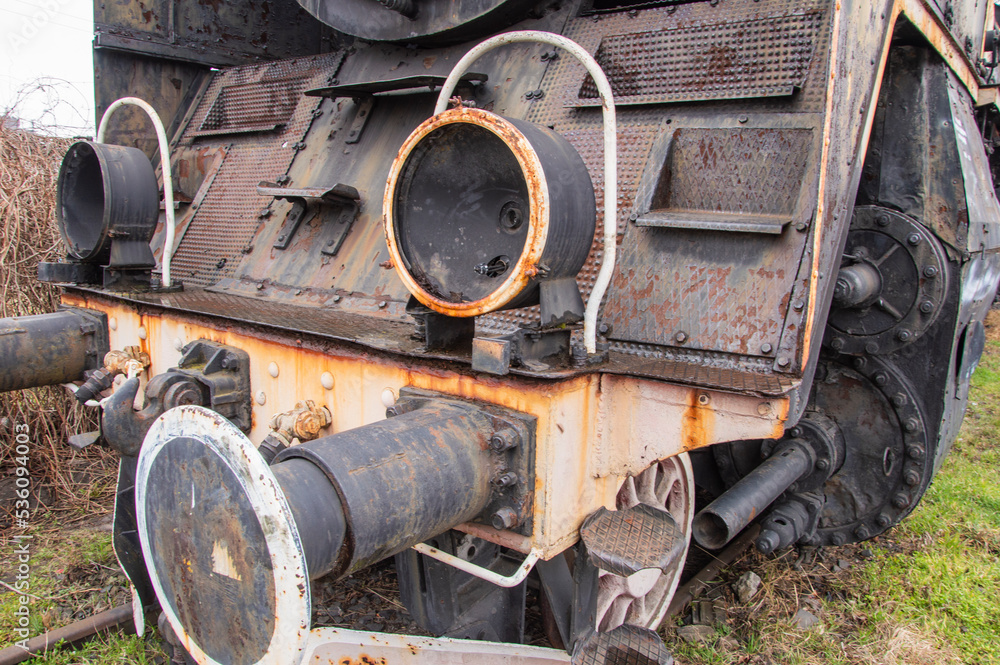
[
  {"x1": 304, "y1": 627, "x2": 571, "y2": 664},
  {"x1": 63, "y1": 293, "x2": 787, "y2": 558}
]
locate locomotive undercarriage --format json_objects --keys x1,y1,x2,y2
[{"x1": 5, "y1": 0, "x2": 1000, "y2": 662}]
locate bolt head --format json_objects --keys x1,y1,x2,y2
[
  {"x1": 896, "y1": 329, "x2": 912, "y2": 342},
  {"x1": 892, "y1": 493, "x2": 909, "y2": 509},
  {"x1": 907, "y1": 233, "x2": 922, "y2": 246},
  {"x1": 923, "y1": 265, "x2": 939, "y2": 278},
  {"x1": 816, "y1": 459, "x2": 830, "y2": 470},
  {"x1": 919, "y1": 300, "x2": 934, "y2": 314},
  {"x1": 830, "y1": 337, "x2": 845, "y2": 351},
  {"x1": 877, "y1": 215, "x2": 890, "y2": 226},
  {"x1": 675, "y1": 331, "x2": 688, "y2": 343},
  {"x1": 865, "y1": 342, "x2": 880, "y2": 354},
  {"x1": 855, "y1": 525, "x2": 869, "y2": 540},
  {"x1": 876, "y1": 513, "x2": 891, "y2": 528},
  {"x1": 907, "y1": 444, "x2": 924, "y2": 459},
  {"x1": 904, "y1": 469, "x2": 920, "y2": 486},
  {"x1": 874, "y1": 373, "x2": 888, "y2": 386},
  {"x1": 777, "y1": 356, "x2": 791, "y2": 367}
]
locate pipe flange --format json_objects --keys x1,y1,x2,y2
[
  {"x1": 824, "y1": 206, "x2": 948, "y2": 356},
  {"x1": 812, "y1": 356, "x2": 930, "y2": 546},
  {"x1": 761, "y1": 411, "x2": 845, "y2": 492}
]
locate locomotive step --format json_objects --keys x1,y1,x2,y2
[
  {"x1": 572, "y1": 624, "x2": 674, "y2": 665},
  {"x1": 580, "y1": 503, "x2": 685, "y2": 577}
]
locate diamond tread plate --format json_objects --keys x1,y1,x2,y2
[
  {"x1": 171, "y1": 53, "x2": 344, "y2": 287},
  {"x1": 580, "y1": 504, "x2": 684, "y2": 577},
  {"x1": 572, "y1": 625, "x2": 674, "y2": 665},
  {"x1": 577, "y1": 9, "x2": 823, "y2": 106}
]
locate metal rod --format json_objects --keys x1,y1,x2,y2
[
  {"x1": 412, "y1": 542, "x2": 542, "y2": 588},
  {"x1": 693, "y1": 442, "x2": 813, "y2": 549},
  {"x1": 0, "y1": 604, "x2": 133, "y2": 665}
]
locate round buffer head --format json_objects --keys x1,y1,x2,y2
[
  {"x1": 384, "y1": 106, "x2": 595, "y2": 317},
  {"x1": 136, "y1": 405, "x2": 311, "y2": 665}
]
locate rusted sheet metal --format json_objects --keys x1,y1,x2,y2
[
  {"x1": 574, "y1": 8, "x2": 825, "y2": 106},
  {"x1": 93, "y1": 49, "x2": 208, "y2": 162},
  {"x1": 223, "y1": 18, "x2": 562, "y2": 314},
  {"x1": 304, "y1": 627, "x2": 571, "y2": 664},
  {"x1": 94, "y1": 0, "x2": 333, "y2": 67},
  {"x1": 61, "y1": 292, "x2": 786, "y2": 558},
  {"x1": 167, "y1": 54, "x2": 344, "y2": 287}
]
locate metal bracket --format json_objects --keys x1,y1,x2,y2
[
  {"x1": 346, "y1": 95, "x2": 374, "y2": 144},
  {"x1": 257, "y1": 181, "x2": 361, "y2": 251}
]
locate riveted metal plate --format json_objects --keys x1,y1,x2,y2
[
  {"x1": 575, "y1": 9, "x2": 824, "y2": 106},
  {"x1": 170, "y1": 53, "x2": 344, "y2": 287}
]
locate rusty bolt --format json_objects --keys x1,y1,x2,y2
[
  {"x1": 830, "y1": 337, "x2": 845, "y2": 351},
  {"x1": 257, "y1": 282, "x2": 266, "y2": 290},
  {"x1": 792, "y1": 299, "x2": 805, "y2": 311},
  {"x1": 491, "y1": 508, "x2": 519, "y2": 530},
  {"x1": 795, "y1": 222, "x2": 808, "y2": 232},
  {"x1": 675, "y1": 331, "x2": 688, "y2": 344},
  {"x1": 923, "y1": 265, "x2": 938, "y2": 278},
  {"x1": 598, "y1": 322, "x2": 611, "y2": 335},
  {"x1": 757, "y1": 402, "x2": 771, "y2": 416},
  {"x1": 896, "y1": 329, "x2": 912, "y2": 342},
  {"x1": 277, "y1": 234, "x2": 286, "y2": 243},
  {"x1": 873, "y1": 372, "x2": 888, "y2": 386},
  {"x1": 490, "y1": 428, "x2": 520, "y2": 452},
  {"x1": 892, "y1": 493, "x2": 909, "y2": 509},
  {"x1": 789, "y1": 426, "x2": 802, "y2": 438},
  {"x1": 876, "y1": 513, "x2": 891, "y2": 528},
  {"x1": 865, "y1": 341, "x2": 880, "y2": 354},
  {"x1": 738, "y1": 114, "x2": 748, "y2": 123},
  {"x1": 907, "y1": 444, "x2": 925, "y2": 460},
  {"x1": 761, "y1": 343, "x2": 773, "y2": 354},
  {"x1": 919, "y1": 300, "x2": 934, "y2": 314},
  {"x1": 697, "y1": 393, "x2": 710, "y2": 406},
  {"x1": 777, "y1": 356, "x2": 790, "y2": 367},
  {"x1": 628, "y1": 212, "x2": 638, "y2": 222},
  {"x1": 904, "y1": 469, "x2": 920, "y2": 486},
  {"x1": 494, "y1": 472, "x2": 519, "y2": 488},
  {"x1": 378, "y1": 301, "x2": 388, "y2": 309}
]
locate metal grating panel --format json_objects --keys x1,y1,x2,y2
[
  {"x1": 170, "y1": 54, "x2": 344, "y2": 287},
  {"x1": 577, "y1": 9, "x2": 823, "y2": 106}
]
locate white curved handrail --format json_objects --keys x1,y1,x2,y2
[
  {"x1": 97, "y1": 97, "x2": 176, "y2": 288},
  {"x1": 434, "y1": 31, "x2": 617, "y2": 354}
]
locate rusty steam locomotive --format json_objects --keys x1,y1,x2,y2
[{"x1": 5, "y1": 0, "x2": 1000, "y2": 662}]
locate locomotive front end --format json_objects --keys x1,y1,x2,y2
[{"x1": 7, "y1": 0, "x2": 1000, "y2": 662}]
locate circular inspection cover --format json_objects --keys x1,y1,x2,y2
[{"x1": 136, "y1": 406, "x2": 310, "y2": 665}]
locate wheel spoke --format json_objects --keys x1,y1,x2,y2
[{"x1": 594, "y1": 454, "x2": 695, "y2": 633}]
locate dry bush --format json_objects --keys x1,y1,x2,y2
[{"x1": 0, "y1": 119, "x2": 116, "y2": 524}]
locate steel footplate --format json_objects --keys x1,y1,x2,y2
[
  {"x1": 572, "y1": 625, "x2": 674, "y2": 665},
  {"x1": 580, "y1": 504, "x2": 684, "y2": 577}
]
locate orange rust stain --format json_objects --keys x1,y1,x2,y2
[{"x1": 680, "y1": 392, "x2": 716, "y2": 451}]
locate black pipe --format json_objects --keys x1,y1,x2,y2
[
  {"x1": 0, "y1": 308, "x2": 108, "y2": 393},
  {"x1": 693, "y1": 440, "x2": 814, "y2": 549},
  {"x1": 273, "y1": 400, "x2": 496, "y2": 577}
]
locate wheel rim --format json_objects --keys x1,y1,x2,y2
[{"x1": 595, "y1": 453, "x2": 694, "y2": 632}]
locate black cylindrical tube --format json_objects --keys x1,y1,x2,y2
[
  {"x1": 0, "y1": 308, "x2": 109, "y2": 393},
  {"x1": 693, "y1": 441, "x2": 814, "y2": 550},
  {"x1": 270, "y1": 458, "x2": 347, "y2": 579},
  {"x1": 275, "y1": 401, "x2": 494, "y2": 577}
]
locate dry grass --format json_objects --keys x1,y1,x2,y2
[{"x1": 0, "y1": 120, "x2": 116, "y2": 527}]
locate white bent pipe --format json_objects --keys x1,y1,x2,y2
[
  {"x1": 412, "y1": 542, "x2": 542, "y2": 588},
  {"x1": 434, "y1": 31, "x2": 617, "y2": 355},
  {"x1": 96, "y1": 97, "x2": 176, "y2": 288}
]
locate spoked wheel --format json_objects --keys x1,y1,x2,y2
[{"x1": 595, "y1": 453, "x2": 695, "y2": 632}]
